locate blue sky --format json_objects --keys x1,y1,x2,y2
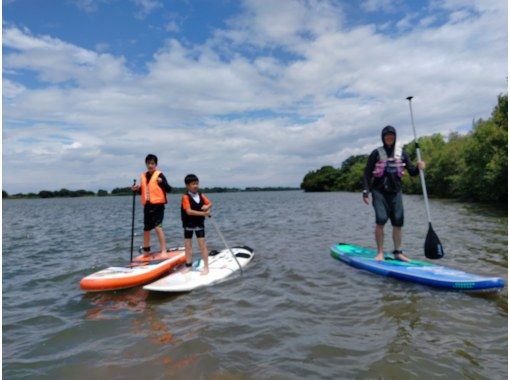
[
  {"x1": 3, "y1": 0, "x2": 508, "y2": 193},
  {"x1": 4, "y1": 0, "x2": 243, "y2": 74}
]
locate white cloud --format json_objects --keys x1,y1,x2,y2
[
  {"x1": 396, "y1": 13, "x2": 418, "y2": 31},
  {"x1": 2, "y1": 0, "x2": 507, "y2": 193},
  {"x1": 3, "y1": 78, "x2": 26, "y2": 99},
  {"x1": 73, "y1": 0, "x2": 114, "y2": 13},
  {"x1": 419, "y1": 15, "x2": 438, "y2": 27},
  {"x1": 164, "y1": 20, "x2": 180, "y2": 33},
  {"x1": 216, "y1": 0, "x2": 343, "y2": 52},
  {"x1": 94, "y1": 42, "x2": 110, "y2": 52},
  {"x1": 361, "y1": 0, "x2": 402, "y2": 13},
  {"x1": 73, "y1": 0, "x2": 166, "y2": 19},
  {"x1": 3, "y1": 27, "x2": 130, "y2": 86},
  {"x1": 132, "y1": 0, "x2": 163, "y2": 19},
  {"x1": 74, "y1": 0, "x2": 99, "y2": 13}
]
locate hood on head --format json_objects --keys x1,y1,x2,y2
[{"x1": 381, "y1": 125, "x2": 396, "y2": 146}]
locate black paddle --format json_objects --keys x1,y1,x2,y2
[
  {"x1": 130, "y1": 179, "x2": 136, "y2": 263},
  {"x1": 406, "y1": 96, "x2": 444, "y2": 259}
]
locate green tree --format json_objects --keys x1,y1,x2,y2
[
  {"x1": 111, "y1": 187, "x2": 133, "y2": 195},
  {"x1": 337, "y1": 161, "x2": 366, "y2": 191},
  {"x1": 38, "y1": 190, "x2": 55, "y2": 198},
  {"x1": 75, "y1": 189, "x2": 94, "y2": 197},
  {"x1": 492, "y1": 93, "x2": 508, "y2": 129},
  {"x1": 97, "y1": 189, "x2": 108, "y2": 196},
  {"x1": 56, "y1": 188, "x2": 72, "y2": 197},
  {"x1": 459, "y1": 96, "x2": 507, "y2": 202},
  {"x1": 336, "y1": 155, "x2": 368, "y2": 191},
  {"x1": 301, "y1": 166, "x2": 342, "y2": 192}
]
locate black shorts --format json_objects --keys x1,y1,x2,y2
[
  {"x1": 184, "y1": 227, "x2": 205, "y2": 239},
  {"x1": 372, "y1": 189, "x2": 404, "y2": 227},
  {"x1": 144, "y1": 204, "x2": 165, "y2": 231}
]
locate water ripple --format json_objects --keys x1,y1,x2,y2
[{"x1": 3, "y1": 193, "x2": 507, "y2": 379}]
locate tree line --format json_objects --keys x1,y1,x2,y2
[
  {"x1": 301, "y1": 94, "x2": 507, "y2": 203},
  {"x1": 3, "y1": 186, "x2": 300, "y2": 199},
  {"x1": 3, "y1": 189, "x2": 98, "y2": 199}
]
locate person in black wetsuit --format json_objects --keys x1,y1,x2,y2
[
  {"x1": 362, "y1": 126, "x2": 425, "y2": 261},
  {"x1": 131, "y1": 154, "x2": 173, "y2": 255}
]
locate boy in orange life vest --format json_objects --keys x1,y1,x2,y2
[
  {"x1": 181, "y1": 174, "x2": 212, "y2": 275},
  {"x1": 131, "y1": 154, "x2": 172, "y2": 256}
]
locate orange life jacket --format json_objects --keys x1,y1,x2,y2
[{"x1": 140, "y1": 170, "x2": 167, "y2": 205}]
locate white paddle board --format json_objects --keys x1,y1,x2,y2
[{"x1": 143, "y1": 246, "x2": 254, "y2": 292}]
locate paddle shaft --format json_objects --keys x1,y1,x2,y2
[
  {"x1": 130, "y1": 179, "x2": 136, "y2": 263},
  {"x1": 209, "y1": 216, "x2": 243, "y2": 275},
  {"x1": 406, "y1": 97, "x2": 432, "y2": 223}
]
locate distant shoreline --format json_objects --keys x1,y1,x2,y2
[{"x1": 2, "y1": 187, "x2": 301, "y2": 200}]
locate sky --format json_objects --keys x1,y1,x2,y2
[{"x1": 2, "y1": 0, "x2": 508, "y2": 193}]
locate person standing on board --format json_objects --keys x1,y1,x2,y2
[
  {"x1": 132, "y1": 154, "x2": 172, "y2": 256},
  {"x1": 181, "y1": 174, "x2": 212, "y2": 275},
  {"x1": 362, "y1": 126, "x2": 425, "y2": 261}
]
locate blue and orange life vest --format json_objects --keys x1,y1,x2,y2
[{"x1": 140, "y1": 170, "x2": 167, "y2": 205}]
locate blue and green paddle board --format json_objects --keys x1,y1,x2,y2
[{"x1": 331, "y1": 243, "x2": 504, "y2": 292}]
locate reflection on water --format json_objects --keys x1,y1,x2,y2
[
  {"x1": 3, "y1": 193, "x2": 507, "y2": 379},
  {"x1": 84, "y1": 288, "x2": 151, "y2": 320}
]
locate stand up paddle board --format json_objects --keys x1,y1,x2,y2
[
  {"x1": 80, "y1": 247, "x2": 186, "y2": 292},
  {"x1": 331, "y1": 243, "x2": 504, "y2": 292},
  {"x1": 144, "y1": 246, "x2": 253, "y2": 292}
]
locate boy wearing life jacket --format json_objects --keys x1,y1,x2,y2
[
  {"x1": 362, "y1": 126, "x2": 425, "y2": 262},
  {"x1": 131, "y1": 154, "x2": 172, "y2": 256},
  {"x1": 181, "y1": 174, "x2": 212, "y2": 275}
]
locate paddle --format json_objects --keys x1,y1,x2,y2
[
  {"x1": 406, "y1": 96, "x2": 444, "y2": 259},
  {"x1": 130, "y1": 179, "x2": 136, "y2": 263},
  {"x1": 209, "y1": 216, "x2": 244, "y2": 275}
]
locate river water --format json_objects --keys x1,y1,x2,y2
[{"x1": 2, "y1": 192, "x2": 507, "y2": 379}]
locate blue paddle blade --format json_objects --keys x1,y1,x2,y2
[{"x1": 424, "y1": 223, "x2": 444, "y2": 259}]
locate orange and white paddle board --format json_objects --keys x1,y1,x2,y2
[{"x1": 80, "y1": 247, "x2": 186, "y2": 292}]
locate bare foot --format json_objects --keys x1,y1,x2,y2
[
  {"x1": 394, "y1": 252, "x2": 410, "y2": 262},
  {"x1": 200, "y1": 267, "x2": 209, "y2": 276},
  {"x1": 375, "y1": 253, "x2": 385, "y2": 261},
  {"x1": 181, "y1": 265, "x2": 192, "y2": 273}
]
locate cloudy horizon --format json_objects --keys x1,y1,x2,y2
[{"x1": 2, "y1": 0, "x2": 507, "y2": 193}]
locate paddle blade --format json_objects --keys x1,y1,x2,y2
[{"x1": 424, "y1": 223, "x2": 444, "y2": 259}]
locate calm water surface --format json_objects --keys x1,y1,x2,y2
[{"x1": 3, "y1": 192, "x2": 507, "y2": 379}]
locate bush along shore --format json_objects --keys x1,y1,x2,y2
[
  {"x1": 301, "y1": 94, "x2": 507, "y2": 203},
  {"x1": 2, "y1": 187, "x2": 300, "y2": 199}
]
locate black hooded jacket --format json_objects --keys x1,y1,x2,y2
[{"x1": 363, "y1": 126, "x2": 420, "y2": 193}]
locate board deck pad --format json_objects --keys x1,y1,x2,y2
[
  {"x1": 330, "y1": 243, "x2": 504, "y2": 292},
  {"x1": 144, "y1": 246, "x2": 254, "y2": 292}
]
